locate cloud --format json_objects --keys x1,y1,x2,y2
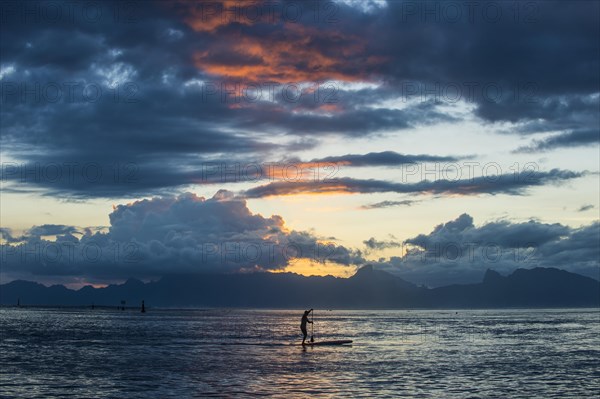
[
  {"x1": 192, "y1": 25, "x2": 379, "y2": 83},
  {"x1": 0, "y1": 191, "x2": 363, "y2": 283},
  {"x1": 404, "y1": 213, "x2": 570, "y2": 249},
  {"x1": 0, "y1": 150, "x2": 471, "y2": 199},
  {"x1": 2, "y1": 1, "x2": 596, "y2": 200},
  {"x1": 514, "y1": 129, "x2": 600, "y2": 153},
  {"x1": 372, "y1": 214, "x2": 599, "y2": 287},
  {"x1": 1, "y1": 0, "x2": 598, "y2": 291},
  {"x1": 363, "y1": 237, "x2": 402, "y2": 251},
  {"x1": 26, "y1": 225, "x2": 80, "y2": 237},
  {"x1": 309, "y1": 151, "x2": 459, "y2": 167},
  {"x1": 379, "y1": 2, "x2": 599, "y2": 126},
  {"x1": 241, "y1": 169, "x2": 585, "y2": 198},
  {"x1": 0, "y1": 228, "x2": 23, "y2": 244},
  {"x1": 578, "y1": 204, "x2": 595, "y2": 212},
  {"x1": 2, "y1": 195, "x2": 598, "y2": 288},
  {"x1": 361, "y1": 199, "x2": 418, "y2": 210},
  {"x1": 177, "y1": 1, "x2": 384, "y2": 83}
]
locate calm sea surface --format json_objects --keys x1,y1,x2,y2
[{"x1": 0, "y1": 308, "x2": 598, "y2": 398}]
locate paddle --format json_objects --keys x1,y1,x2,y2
[{"x1": 310, "y1": 308, "x2": 314, "y2": 343}]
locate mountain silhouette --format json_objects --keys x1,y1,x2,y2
[
  {"x1": 1, "y1": 266, "x2": 598, "y2": 308},
  {"x1": 430, "y1": 267, "x2": 600, "y2": 308}
]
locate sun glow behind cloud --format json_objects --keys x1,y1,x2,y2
[{"x1": 271, "y1": 258, "x2": 357, "y2": 278}]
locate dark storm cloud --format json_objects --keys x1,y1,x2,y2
[
  {"x1": 1, "y1": 0, "x2": 598, "y2": 197},
  {"x1": 372, "y1": 213, "x2": 599, "y2": 287},
  {"x1": 224, "y1": 99, "x2": 456, "y2": 137},
  {"x1": 0, "y1": 68, "x2": 281, "y2": 197},
  {"x1": 0, "y1": 1, "x2": 452, "y2": 198},
  {"x1": 241, "y1": 169, "x2": 585, "y2": 198},
  {"x1": 363, "y1": 1, "x2": 598, "y2": 143},
  {"x1": 377, "y1": 1, "x2": 599, "y2": 149},
  {"x1": 0, "y1": 191, "x2": 364, "y2": 282},
  {"x1": 381, "y1": 1, "x2": 599, "y2": 111},
  {"x1": 534, "y1": 222, "x2": 600, "y2": 274},
  {"x1": 404, "y1": 213, "x2": 570, "y2": 250}
]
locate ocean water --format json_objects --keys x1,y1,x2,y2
[{"x1": 0, "y1": 308, "x2": 598, "y2": 398}]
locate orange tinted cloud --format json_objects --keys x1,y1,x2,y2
[
  {"x1": 241, "y1": 170, "x2": 585, "y2": 198},
  {"x1": 318, "y1": 103, "x2": 343, "y2": 113},
  {"x1": 176, "y1": 0, "x2": 255, "y2": 32},
  {"x1": 243, "y1": 180, "x2": 356, "y2": 198},
  {"x1": 193, "y1": 27, "x2": 374, "y2": 83},
  {"x1": 261, "y1": 161, "x2": 349, "y2": 181},
  {"x1": 173, "y1": 0, "x2": 383, "y2": 84}
]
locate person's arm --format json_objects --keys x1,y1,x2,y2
[{"x1": 308, "y1": 309, "x2": 313, "y2": 323}]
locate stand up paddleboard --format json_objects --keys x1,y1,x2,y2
[{"x1": 302, "y1": 339, "x2": 353, "y2": 346}]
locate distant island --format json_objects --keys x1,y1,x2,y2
[{"x1": 1, "y1": 266, "x2": 598, "y2": 309}]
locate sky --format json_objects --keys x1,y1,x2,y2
[{"x1": 0, "y1": 0, "x2": 598, "y2": 288}]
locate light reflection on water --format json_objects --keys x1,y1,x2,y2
[{"x1": 1, "y1": 308, "x2": 599, "y2": 398}]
